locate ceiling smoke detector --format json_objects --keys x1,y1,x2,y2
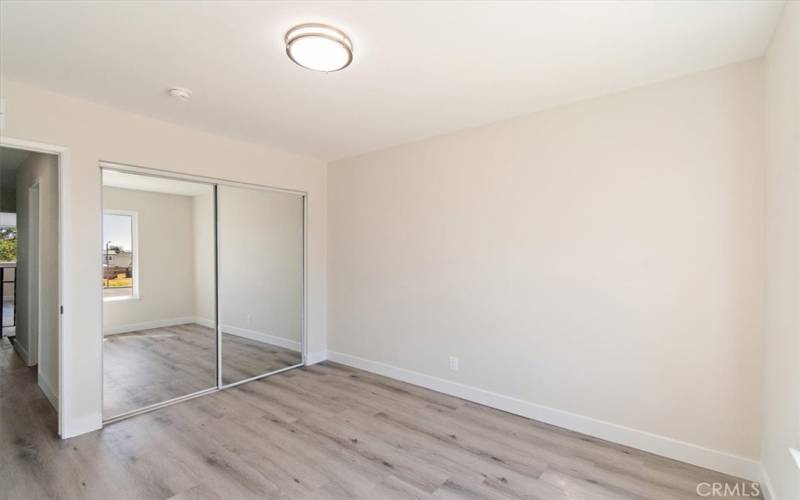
[
  {"x1": 285, "y1": 23, "x2": 353, "y2": 72},
  {"x1": 168, "y1": 87, "x2": 192, "y2": 101}
]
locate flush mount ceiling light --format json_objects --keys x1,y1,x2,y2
[{"x1": 285, "y1": 23, "x2": 353, "y2": 72}]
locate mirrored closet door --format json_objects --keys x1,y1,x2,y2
[
  {"x1": 102, "y1": 168, "x2": 217, "y2": 420},
  {"x1": 218, "y1": 185, "x2": 304, "y2": 385},
  {"x1": 101, "y1": 164, "x2": 306, "y2": 422}
]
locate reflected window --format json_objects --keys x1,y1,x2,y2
[{"x1": 103, "y1": 211, "x2": 137, "y2": 300}]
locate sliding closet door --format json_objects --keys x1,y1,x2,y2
[
  {"x1": 101, "y1": 169, "x2": 217, "y2": 420},
  {"x1": 218, "y1": 185, "x2": 304, "y2": 385}
]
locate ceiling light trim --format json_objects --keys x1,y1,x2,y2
[{"x1": 285, "y1": 23, "x2": 353, "y2": 72}]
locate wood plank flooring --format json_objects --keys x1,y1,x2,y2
[
  {"x1": 104, "y1": 323, "x2": 301, "y2": 418},
  {"x1": 3, "y1": 337, "x2": 760, "y2": 499}
]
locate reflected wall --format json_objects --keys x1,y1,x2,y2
[
  {"x1": 218, "y1": 185, "x2": 304, "y2": 385},
  {"x1": 102, "y1": 169, "x2": 216, "y2": 419}
]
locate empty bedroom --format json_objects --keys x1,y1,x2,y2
[{"x1": 0, "y1": 1, "x2": 797, "y2": 499}]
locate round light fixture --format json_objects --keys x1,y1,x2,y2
[{"x1": 285, "y1": 23, "x2": 353, "y2": 72}]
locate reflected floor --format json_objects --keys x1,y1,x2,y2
[
  {"x1": 103, "y1": 323, "x2": 301, "y2": 419},
  {"x1": 221, "y1": 331, "x2": 303, "y2": 385}
]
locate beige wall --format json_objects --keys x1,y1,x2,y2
[
  {"x1": 329, "y1": 61, "x2": 764, "y2": 466},
  {"x1": 102, "y1": 186, "x2": 208, "y2": 332},
  {"x1": 15, "y1": 151, "x2": 59, "y2": 407},
  {"x1": 0, "y1": 79, "x2": 327, "y2": 437},
  {"x1": 192, "y1": 190, "x2": 215, "y2": 331},
  {"x1": 763, "y1": 2, "x2": 800, "y2": 499}
]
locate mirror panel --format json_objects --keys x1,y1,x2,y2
[
  {"x1": 218, "y1": 185, "x2": 303, "y2": 385},
  {"x1": 102, "y1": 169, "x2": 217, "y2": 419}
]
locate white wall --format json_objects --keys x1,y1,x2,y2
[
  {"x1": 328, "y1": 60, "x2": 764, "y2": 477},
  {"x1": 0, "y1": 79, "x2": 327, "y2": 437},
  {"x1": 102, "y1": 186, "x2": 209, "y2": 333},
  {"x1": 762, "y1": 2, "x2": 800, "y2": 499},
  {"x1": 15, "y1": 151, "x2": 59, "y2": 407}
]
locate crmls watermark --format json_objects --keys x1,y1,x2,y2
[{"x1": 696, "y1": 482, "x2": 761, "y2": 497}]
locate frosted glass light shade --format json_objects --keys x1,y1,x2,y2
[{"x1": 285, "y1": 23, "x2": 353, "y2": 72}]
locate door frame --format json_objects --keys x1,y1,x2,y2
[
  {"x1": 27, "y1": 180, "x2": 41, "y2": 367},
  {"x1": 0, "y1": 136, "x2": 70, "y2": 438}
]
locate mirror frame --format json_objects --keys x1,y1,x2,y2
[{"x1": 99, "y1": 161, "x2": 307, "y2": 424}]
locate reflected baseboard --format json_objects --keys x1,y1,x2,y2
[
  {"x1": 102, "y1": 316, "x2": 301, "y2": 352},
  {"x1": 103, "y1": 317, "x2": 196, "y2": 336},
  {"x1": 194, "y1": 317, "x2": 301, "y2": 352}
]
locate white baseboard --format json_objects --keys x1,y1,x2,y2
[
  {"x1": 327, "y1": 350, "x2": 761, "y2": 482},
  {"x1": 103, "y1": 317, "x2": 196, "y2": 335},
  {"x1": 38, "y1": 373, "x2": 58, "y2": 410},
  {"x1": 305, "y1": 350, "x2": 327, "y2": 365},
  {"x1": 62, "y1": 413, "x2": 102, "y2": 439},
  {"x1": 194, "y1": 317, "x2": 301, "y2": 352},
  {"x1": 12, "y1": 338, "x2": 31, "y2": 365}
]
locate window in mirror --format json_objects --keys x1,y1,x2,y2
[{"x1": 103, "y1": 210, "x2": 138, "y2": 301}]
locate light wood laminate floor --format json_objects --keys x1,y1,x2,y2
[
  {"x1": 3, "y1": 337, "x2": 759, "y2": 499},
  {"x1": 103, "y1": 323, "x2": 301, "y2": 418}
]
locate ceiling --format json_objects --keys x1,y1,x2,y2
[
  {"x1": 0, "y1": 1, "x2": 785, "y2": 161},
  {"x1": 103, "y1": 169, "x2": 213, "y2": 196}
]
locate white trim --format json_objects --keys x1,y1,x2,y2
[
  {"x1": 301, "y1": 193, "x2": 308, "y2": 366},
  {"x1": 326, "y1": 350, "x2": 762, "y2": 482},
  {"x1": 62, "y1": 413, "x2": 102, "y2": 439},
  {"x1": 38, "y1": 372, "x2": 58, "y2": 410},
  {"x1": 103, "y1": 317, "x2": 196, "y2": 336},
  {"x1": 0, "y1": 136, "x2": 70, "y2": 438},
  {"x1": 27, "y1": 180, "x2": 41, "y2": 367},
  {"x1": 102, "y1": 294, "x2": 138, "y2": 303},
  {"x1": 305, "y1": 350, "x2": 327, "y2": 365},
  {"x1": 12, "y1": 337, "x2": 30, "y2": 364},
  {"x1": 98, "y1": 160, "x2": 308, "y2": 197}
]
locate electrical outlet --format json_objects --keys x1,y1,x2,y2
[{"x1": 449, "y1": 356, "x2": 459, "y2": 371}]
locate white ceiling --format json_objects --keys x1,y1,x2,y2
[
  {"x1": 103, "y1": 169, "x2": 212, "y2": 196},
  {"x1": 0, "y1": 1, "x2": 785, "y2": 161}
]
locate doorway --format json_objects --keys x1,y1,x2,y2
[{"x1": 0, "y1": 142, "x2": 64, "y2": 435}]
